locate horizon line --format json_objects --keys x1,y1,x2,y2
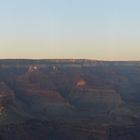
[{"x1": 0, "y1": 58, "x2": 140, "y2": 62}]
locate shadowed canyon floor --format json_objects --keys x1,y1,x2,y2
[{"x1": 0, "y1": 59, "x2": 140, "y2": 139}]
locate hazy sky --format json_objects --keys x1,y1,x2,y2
[{"x1": 0, "y1": 0, "x2": 140, "y2": 60}]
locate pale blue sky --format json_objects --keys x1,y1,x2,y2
[{"x1": 0, "y1": 0, "x2": 140, "y2": 60}]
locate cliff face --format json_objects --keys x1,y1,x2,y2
[{"x1": 0, "y1": 59, "x2": 140, "y2": 139}]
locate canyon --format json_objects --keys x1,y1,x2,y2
[{"x1": 0, "y1": 59, "x2": 140, "y2": 139}]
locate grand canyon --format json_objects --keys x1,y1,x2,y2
[{"x1": 0, "y1": 59, "x2": 140, "y2": 140}]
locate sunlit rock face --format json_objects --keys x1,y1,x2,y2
[
  {"x1": 77, "y1": 79, "x2": 86, "y2": 87},
  {"x1": 28, "y1": 65, "x2": 39, "y2": 72}
]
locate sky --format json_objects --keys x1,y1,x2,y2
[{"x1": 0, "y1": 0, "x2": 140, "y2": 60}]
